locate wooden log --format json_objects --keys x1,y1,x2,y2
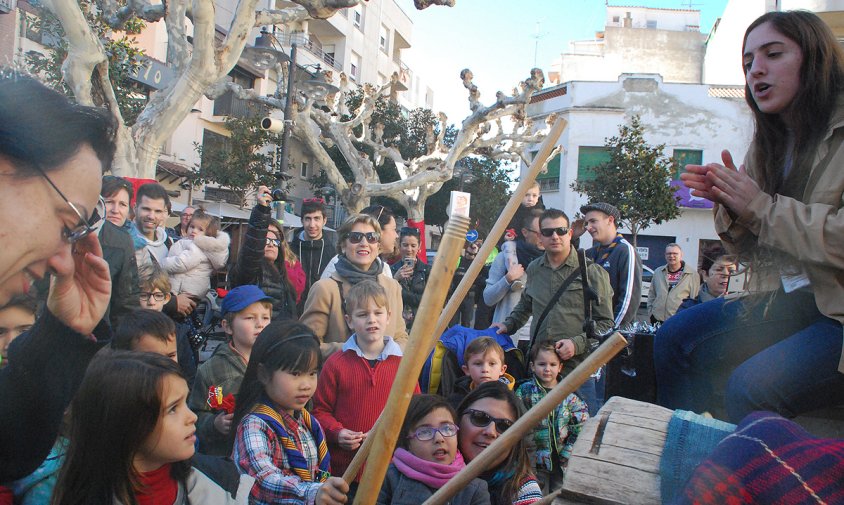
[
  {"x1": 555, "y1": 397, "x2": 673, "y2": 505},
  {"x1": 352, "y1": 213, "x2": 472, "y2": 505},
  {"x1": 431, "y1": 117, "x2": 567, "y2": 339},
  {"x1": 424, "y1": 332, "x2": 627, "y2": 505}
]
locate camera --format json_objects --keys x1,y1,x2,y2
[
  {"x1": 271, "y1": 188, "x2": 288, "y2": 202},
  {"x1": 261, "y1": 117, "x2": 284, "y2": 134}
]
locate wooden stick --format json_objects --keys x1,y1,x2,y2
[
  {"x1": 352, "y1": 214, "x2": 472, "y2": 505},
  {"x1": 423, "y1": 332, "x2": 628, "y2": 505},
  {"x1": 432, "y1": 117, "x2": 567, "y2": 339},
  {"x1": 341, "y1": 415, "x2": 379, "y2": 483}
]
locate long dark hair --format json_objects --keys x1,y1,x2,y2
[
  {"x1": 456, "y1": 382, "x2": 533, "y2": 502},
  {"x1": 52, "y1": 351, "x2": 190, "y2": 505},
  {"x1": 266, "y1": 220, "x2": 297, "y2": 294},
  {"x1": 231, "y1": 321, "x2": 322, "y2": 433},
  {"x1": 743, "y1": 11, "x2": 844, "y2": 198}
]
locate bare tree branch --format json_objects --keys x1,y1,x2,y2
[{"x1": 97, "y1": 0, "x2": 165, "y2": 29}]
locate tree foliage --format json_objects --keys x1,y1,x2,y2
[
  {"x1": 25, "y1": 3, "x2": 148, "y2": 126},
  {"x1": 425, "y1": 157, "x2": 513, "y2": 235},
  {"x1": 571, "y1": 115, "x2": 680, "y2": 246},
  {"x1": 192, "y1": 113, "x2": 283, "y2": 207}
]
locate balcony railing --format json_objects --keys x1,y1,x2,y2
[
  {"x1": 274, "y1": 32, "x2": 342, "y2": 71},
  {"x1": 213, "y1": 91, "x2": 258, "y2": 119}
]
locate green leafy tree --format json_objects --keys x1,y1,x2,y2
[
  {"x1": 25, "y1": 4, "x2": 148, "y2": 126},
  {"x1": 571, "y1": 115, "x2": 680, "y2": 246},
  {"x1": 192, "y1": 113, "x2": 283, "y2": 207}
]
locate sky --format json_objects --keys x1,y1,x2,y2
[{"x1": 403, "y1": 0, "x2": 730, "y2": 126}]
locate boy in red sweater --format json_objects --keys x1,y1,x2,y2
[{"x1": 312, "y1": 280, "x2": 418, "y2": 487}]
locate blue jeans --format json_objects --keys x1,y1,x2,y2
[{"x1": 654, "y1": 290, "x2": 844, "y2": 422}]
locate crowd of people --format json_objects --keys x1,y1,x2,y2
[{"x1": 2, "y1": 8, "x2": 844, "y2": 504}]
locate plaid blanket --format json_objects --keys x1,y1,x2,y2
[{"x1": 676, "y1": 411, "x2": 844, "y2": 504}]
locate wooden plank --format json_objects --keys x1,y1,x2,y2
[
  {"x1": 562, "y1": 458, "x2": 661, "y2": 504},
  {"x1": 569, "y1": 443, "x2": 663, "y2": 472}
]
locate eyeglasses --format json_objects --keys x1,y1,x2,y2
[
  {"x1": 303, "y1": 197, "x2": 325, "y2": 204},
  {"x1": 407, "y1": 423, "x2": 459, "y2": 441},
  {"x1": 462, "y1": 409, "x2": 514, "y2": 434},
  {"x1": 33, "y1": 165, "x2": 101, "y2": 244},
  {"x1": 140, "y1": 292, "x2": 168, "y2": 302},
  {"x1": 540, "y1": 227, "x2": 569, "y2": 237},
  {"x1": 346, "y1": 231, "x2": 380, "y2": 244},
  {"x1": 266, "y1": 238, "x2": 281, "y2": 247},
  {"x1": 400, "y1": 226, "x2": 420, "y2": 237}
]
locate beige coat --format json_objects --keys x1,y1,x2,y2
[
  {"x1": 715, "y1": 100, "x2": 844, "y2": 372},
  {"x1": 647, "y1": 262, "x2": 700, "y2": 322},
  {"x1": 300, "y1": 271, "x2": 409, "y2": 357}
]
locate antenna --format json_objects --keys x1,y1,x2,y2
[
  {"x1": 532, "y1": 21, "x2": 549, "y2": 68},
  {"x1": 680, "y1": 0, "x2": 703, "y2": 9}
]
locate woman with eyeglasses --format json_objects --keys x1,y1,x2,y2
[
  {"x1": 320, "y1": 204, "x2": 399, "y2": 281},
  {"x1": 229, "y1": 185, "x2": 299, "y2": 321},
  {"x1": 456, "y1": 382, "x2": 541, "y2": 505},
  {"x1": 301, "y1": 214, "x2": 408, "y2": 357},
  {"x1": 391, "y1": 226, "x2": 430, "y2": 329},
  {"x1": 0, "y1": 73, "x2": 116, "y2": 481}
]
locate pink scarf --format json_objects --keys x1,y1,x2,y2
[{"x1": 392, "y1": 448, "x2": 465, "y2": 488}]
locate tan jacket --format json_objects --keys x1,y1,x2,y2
[
  {"x1": 647, "y1": 262, "x2": 700, "y2": 322},
  {"x1": 300, "y1": 272, "x2": 409, "y2": 358},
  {"x1": 715, "y1": 99, "x2": 844, "y2": 372}
]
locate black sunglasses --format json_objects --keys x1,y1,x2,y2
[
  {"x1": 400, "y1": 226, "x2": 420, "y2": 237},
  {"x1": 347, "y1": 231, "x2": 380, "y2": 244},
  {"x1": 265, "y1": 238, "x2": 281, "y2": 247},
  {"x1": 540, "y1": 227, "x2": 569, "y2": 237},
  {"x1": 462, "y1": 408, "x2": 513, "y2": 434}
]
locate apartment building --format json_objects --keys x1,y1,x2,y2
[{"x1": 1, "y1": 0, "x2": 433, "y2": 226}]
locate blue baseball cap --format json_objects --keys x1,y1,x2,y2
[{"x1": 221, "y1": 285, "x2": 272, "y2": 316}]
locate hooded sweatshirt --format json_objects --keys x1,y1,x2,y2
[{"x1": 290, "y1": 229, "x2": 335, "y2": 310}]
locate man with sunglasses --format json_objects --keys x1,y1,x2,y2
[{"x1": 491, "y1": 209, "x2": 613, "y2": 415}]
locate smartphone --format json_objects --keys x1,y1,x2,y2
[{"x1": 403, "y1": 258, "x2": 415, "y2": 268}]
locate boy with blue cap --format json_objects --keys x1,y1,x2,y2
[{"x1": 188, "y1": 285, "x2": 272, "y2": 456}]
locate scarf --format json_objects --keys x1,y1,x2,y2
[
  {"x1": 515, "y1": 238, "x2": 543, "y2": 269},
  {"x1": 334, "y1": 254, "x2": 382, "y2": 285},
  {"x1": 250, "y1": 399, "x2": 330, "y2": 483},
  {"x1": 392, "y1": 448, "x2": 464, "y2": 488},
  {"x1": 591, "y1": 233, "x2": 625, "y2": 265}
]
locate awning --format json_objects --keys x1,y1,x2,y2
[{"x1": 172, "y1": 200, "x2": 303, "y2": 228}]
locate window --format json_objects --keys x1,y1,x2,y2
[
  {"x1": 379, "y1": 25, "x2": 389, "y2": 53},
  {"x1": 536, "y1": 152, "x2": 561, "y2": 192},
  {"x1": 300, "y1": 161, "x2": 309, "y2": 179},
  {"x1": 672, "y1": 149, "x2": 703, "y2": 180},
  {"x1": 352, "y1": 4, "x2": 364, "y2": 30},
  {"x1": 646, "y1": 20, "x2": 657, "y2": 29},
  {"x1": 612, "y1": 16, "x2": 620, "y2": 23},
  {"x1": 350, "y1": 52, "x2": 361, "y2": 81},
  {"x1": 323, "y1": 44, "x2": 336, "y2": 66},
  {"x1": 201, "y1": 130, "x2": 230, "y2": 168},
  {"x1": 204, "y1": 187, "x2": 241, "y2": 205},
  {"x1": 22, "y1": 12, "x2": 42, "y2": 43},
  {"x1": 577, "y1": 146, "x2": 611, "y2": 182}
]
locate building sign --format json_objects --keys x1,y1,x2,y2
[
  {"x1": 128, "y1": 56, "x2": 174, "y2": 90},
  {"x1": 670, "y1": 179, "x2": 713, "y2": 209},
  {"x1": 636, "y1": 247, "x2": 649, "y2": 261}
]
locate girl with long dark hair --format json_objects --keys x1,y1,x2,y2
[{"x1": 657, "y1": 10, "x2": 844, "y2": 422}]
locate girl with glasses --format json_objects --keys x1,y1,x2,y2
[
  {"x1": 301, "y1": 214, "x2": 409, "y2": 357},
  {"x1": 456, "y1": 382, "x2": 541, "y2": 505},
  {"x1": 377, "y1": 394, "x2": 491, "y2": 505},
  {"x1": 229, "y1": 185, "x2": 299, "y2": 321}
]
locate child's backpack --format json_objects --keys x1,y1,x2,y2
[{"x1": 419, "y1": 325, "x2": 526, "y2": 396}]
